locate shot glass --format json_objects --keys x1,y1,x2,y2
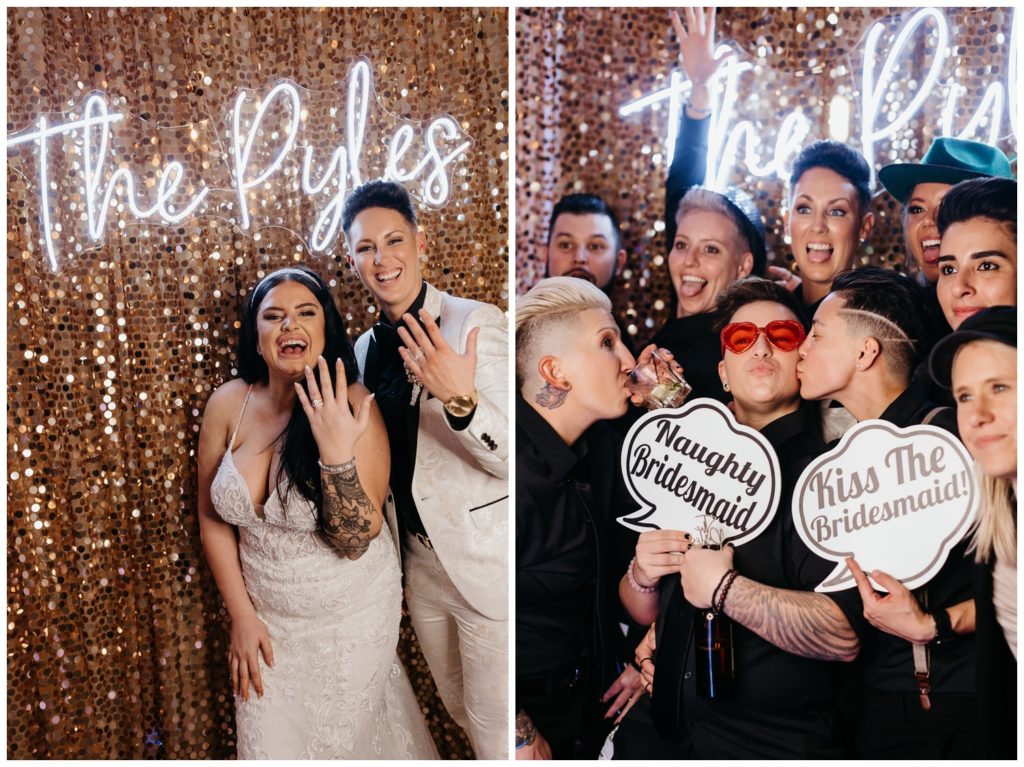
[{"x1": 627, "y1": 349, "x2": 692, "y2": 410}]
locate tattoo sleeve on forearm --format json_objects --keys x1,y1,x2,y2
[
  {"x1": 724, "y1": 576, "x2": 860, "y2": 662},
  {"x1": 320, "y1": 465, "x2": 378, "y2": 559}
]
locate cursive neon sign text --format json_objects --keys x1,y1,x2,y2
[
  {"x1": 6, "y1": 60, "x2": 472, "y2": 272},
  {"x1": 619, "y1": 7, "x2": 1015, "y2": 193}
]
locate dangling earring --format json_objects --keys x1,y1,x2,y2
[
  {"x1": 722, "y1": 381, "x2": 730, "y2": 392},
  {"x1": 536, "y1": 380, "x2": 570, "y2": 409}
]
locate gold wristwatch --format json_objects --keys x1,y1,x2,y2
[{"x1": 444, "y1": 389, "x2": 478, "y2": 418}]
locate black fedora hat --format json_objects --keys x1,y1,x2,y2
[{"x1": 928, "y1": 306, "x2": 1016, "y2": 389}]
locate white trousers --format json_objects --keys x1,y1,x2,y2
[{"x1": 404, "y1": 536, "x2": 509, "y2": 759}]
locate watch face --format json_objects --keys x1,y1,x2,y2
[{"x1": 445, "y1": 393, "x2": 477, "y2": 417}]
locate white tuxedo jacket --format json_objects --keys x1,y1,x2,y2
[{"x1": 355, "y1": 282, "x2": 508, "y2": 620}]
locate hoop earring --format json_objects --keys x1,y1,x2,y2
[{"x1": 536, "y1": 381, "x2": 570, "y2": 410}]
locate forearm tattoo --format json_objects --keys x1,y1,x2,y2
[
  {"x1": 724, "y1": 576, "x2": 860, "y2": 662},
  {"x1": 320, "y1": 464, "x2": 378, "y2": 560}
]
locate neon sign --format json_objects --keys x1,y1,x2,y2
[
  {"x1": 6, "y1": 60, "x2": 473, "y2": 272},
  {"x1": 619, "y1": 7, "x2": 1015, "y2": 192}
]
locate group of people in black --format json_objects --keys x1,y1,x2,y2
[{"x1": 515, "y1": 7, "x2": 1017, "y2": 761}]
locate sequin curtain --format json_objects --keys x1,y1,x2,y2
[
  {"x1": 515, "y1": 6, "x2": 1016, "y2": 345},
  {"x1": 7, "y1": 7, "x2": 508, "y2": 759}
]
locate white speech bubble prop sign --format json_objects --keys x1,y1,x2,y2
[
  {"x1": 793, "y1": 420, "x2": 978, "y2": 593},
  {"x1": 617, "y1": 398, "x2": 781, "y2": 547}
]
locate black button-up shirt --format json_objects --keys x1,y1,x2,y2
[
  {"x1": 516, "y1": 395, "x2": 640, "y2": 671},
  {"x1": 858, "y1": 383, "x2": 975, "y2": 694},
  {"x1": 516, "y1": 395, "x2": 602, "y2": 682},
  {"x1": 653, "y1": 404, "x2": 862, "y2": 758},
  {"x1": 363, "y1": 282, "x2": 430, "y2": 541}
]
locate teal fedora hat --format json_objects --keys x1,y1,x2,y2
[{"x1": 878, "y1": 136, "x2": 1015, "y2": 205}]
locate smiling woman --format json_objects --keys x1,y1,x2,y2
[
  {"x1": 785, "y1": 141, "x2": 874, "y2": 310},
  {"x1": 934, "y1": 176, "x2": 1018, "y2": 330},
  {"x1": 197, "y1": 266, "x2": 437, "y2": 759}
]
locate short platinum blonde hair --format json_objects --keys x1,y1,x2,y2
[
  {"x1": 515, "y1": 277, "x2": 612, "y2": 390},
  {"x1": 675, "y1": 187, "x2": 745, "y2": 252}
]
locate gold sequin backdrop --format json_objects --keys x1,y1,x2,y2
[
  {"x1": 516, "y1": 7, "x2": 1016, "y2": 344},
  {"x1": 7, "y1": 7, "x2": 508, "y2": 759}
]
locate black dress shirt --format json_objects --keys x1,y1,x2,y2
[
  {"x1": 517, "y1": 395, "x2": 635, "y2": 759},
  {"x1": 362, "y1": 282, "x2": 431, "y2": 541},
  {"x1": 651, "y1": 405, "x2": 864, "y2": 758},
  {"x1": 856, "y1": 383, "x2": 975, "y2": 695}
]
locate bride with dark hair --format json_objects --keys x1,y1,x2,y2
[{"x1": 197, "y1": 266, "x2": 436, "y2": 759}]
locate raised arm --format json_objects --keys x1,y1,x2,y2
[
  {"x1": 664, "y1": 7, "x2": 727, "y2": 246},
  {"x1": 295, "y1": 357, "x2": 386, "y2": 559},
  {"x1": 197, "y1": 383, "x2": 274, "y2": 701},
  {"x1": 399, "y1": 303, "x2": 509, "y2": 479}
]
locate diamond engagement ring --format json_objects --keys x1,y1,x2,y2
[{"x1": 311, "y1": 399, "x2": 324, "y2": 409}]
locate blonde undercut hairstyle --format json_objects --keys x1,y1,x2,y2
[{"x1": 515, "y1": 277, "x2": 612, "y2": 391}]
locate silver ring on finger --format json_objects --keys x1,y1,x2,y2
[
  {"x1": 311, "y1": 398, "x2": 324, "y2": 409},
  {"x1": 412, "y1": 349, "x2": 425, "y2": 363}
]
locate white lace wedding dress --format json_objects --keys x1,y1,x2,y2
[{"x1": 210, "y1": 386, "x2": 437, "y2": 759}]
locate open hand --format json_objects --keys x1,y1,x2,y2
[
  {"x1": 398, "y1": 308, "x2": 478, "y2": 403},
  {"x1": 601, "y1": 664, "x2": 646, "y2": 724},
  {"x1": 294, "y1": 356, "x2": 374, "y2": 465},
  {"x1": 671, "y1": 7, "x2": 729, "y2": 86}
]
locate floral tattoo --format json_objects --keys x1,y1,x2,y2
[{"x1": 320, "y1": 464, "x2": 376, "y2": 560}]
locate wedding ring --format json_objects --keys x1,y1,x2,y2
[
  {"x1": 412, "y1": 349, "x2": 425, "y2": 363},
  {"x1": 311, "y1": 398, "x2": 324, "y2": 409}
]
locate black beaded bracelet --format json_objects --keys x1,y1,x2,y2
[{"x1": 715, "y1": 569, "x2": 740, "y2": 613}]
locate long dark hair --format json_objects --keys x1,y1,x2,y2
[{"x1": 236, "y1": 266, "x2": 359, "y2": 522}]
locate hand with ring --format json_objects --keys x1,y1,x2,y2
[
  {"x1": 294, "y1": 355, "x2": 374, "y2": 465},
  {"x1": 396, "y1": 308, "x2": 479, "y2": 403},
  {"x1": 633, "y1": 529, "x2": 692, "y2": 588},
  {"x1": 635, "y1": 622, "x2": 657, "y2": 693},
  {"x1": 767, "y1": 264, "x2": 802, "y2": 292}
]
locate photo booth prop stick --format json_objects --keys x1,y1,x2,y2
[
  {"x1": 619, "y1": 6, "x2": 1016, "y2": 191},
  {"x1": 6, "y1": 59, "x2": 473, "y2": 272},
  {"x1": 793, "y1": 420, "x2": 978, "y2": 593},
  {"x1": 617, "y1": 398, "x2": 781, "y2": 547}
]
